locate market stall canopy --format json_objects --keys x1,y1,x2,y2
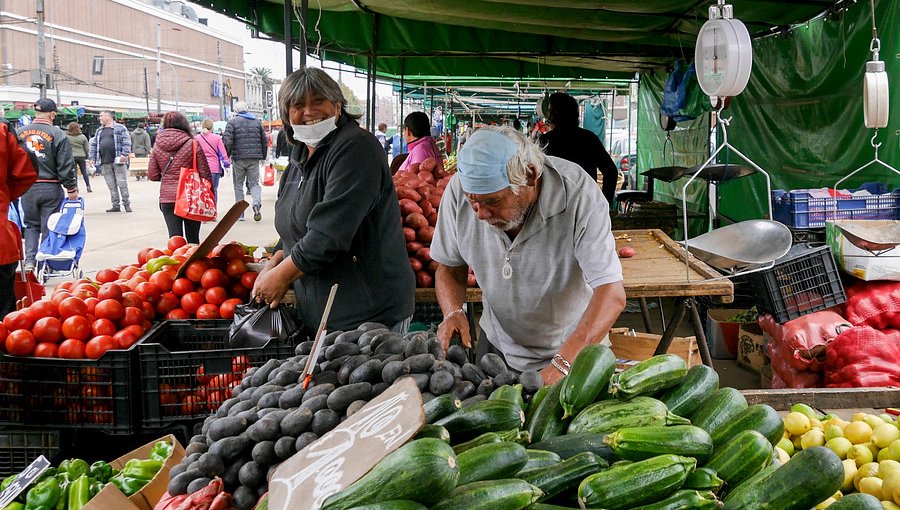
[{"x1": 195, "y1": 0, "x2": 845, "y2": 80}]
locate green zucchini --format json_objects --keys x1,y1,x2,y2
[
  {"x1": 490, "y1": 384, "x2": 525, "y2": 410},
  {"x1": 721, "y1": 462, "x2": 778, "y2": 504},
  {"x1": 346, "y1": 502, "x2": 427, "y2": 510},
  {"x1": 710, "y1": 404, "x2": 784, "y2": 447},
  {"x1": 704, "y1": 429, "x2": 772, "y2": 486},
  {"x1": 825, "y1": 493, "x2": 883, "y2": 509},
  {"x1": 629, "y1": 490, "x2": 720, "y2": 510},
  {"x1": 657, "y1": 364, "x2": 719, "y2": 419},
  {"x1": 559, "y1": 344, "x2": 615, "y2": 419},
  {"x1": 524, "y1": 386, "x2": 549, "y2": 426},
  {"x1": 604, "y1": 425, "x2": 714, "y2": 463},
  {"x1": 457, "y1": 442, "x2": 529, "y2": 485},
  {"x1": 431, "y1": 480, "x2": 543, "y2": 510},
  {"x1": 722, "y1": 446, "x2": 843, "y2": 510},
  {"x1": 567, "y1": 396, "x2": 689, "y2": 436},
  {"x1": 500, "y1": 428, "x2": 531, "y2": 445},
  {"x1": 435, "y1": 399, "x2": 525, "y2": 442},
  {"x1": 527, "y1": 433, "x2": 616, "y2": 464},
  {"x1": 453, "y1": 432, "x2": 502, "y2": 454},
  {"x1": 681, "y1": 467, "x2": 724, "y2": 494},
  {"x1": 609, "y1": 354, "x2": 687, "y2": 400},
  {"x1": 321, "y1": 438, "x2": 459, "y2": 510},
  {"x1": 414, "y1": 424, "x2": 451, "y2": 443},
  {"x1": 521, "y1": 450, "x2": 562, "y2": 472},
  {"x1": 426, "y1": 394, "x2": 463, "y2": 424},
  {"x1": 519, "y1": 452, "x2": 606, "y2": 502},
  {"x1": 691, "y1": 387, "x2": 747, "y2": 437},
  {"x1": 577, "y1": 454, "x2": 696, "y2": 510},
  {"x1": 525, "y1": 378, "x2": 567, "y2": 443},
  {"x1": 525, "y1": 505, "x2": 578, "y2": 510}
]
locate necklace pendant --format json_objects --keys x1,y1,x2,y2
[{"x1": 502, "y1": 261, "x2": 513, "y2": 280}]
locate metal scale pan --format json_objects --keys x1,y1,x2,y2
[
  {"x1": 686, "y1": 220, "x2": 793, "y2": 272},
  {"x1": 686, "y1": 163, "x2": 756, "y2": 182},
  {"x1": 834, "y1": 220, "x2": 900, "y2": 255},
  {"x1": 642, "y1": 166, "x2": 690, "y2": 183}
]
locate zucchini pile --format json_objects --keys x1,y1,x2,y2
[
  {"x1": 322, "y1": 349, "x2": 848, "y2": 510},
  {"x1": 163, "y1": 324, "x2": 542, "y2": 510}
]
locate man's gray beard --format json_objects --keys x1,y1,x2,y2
[{"x1": 487, "y1": 201, "x2": 528, "y2": 232}]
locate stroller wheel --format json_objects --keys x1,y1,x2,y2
[
  {"x1": 75, "y1": 269, "x2": 84, "y2": 279},
  {"x1": 38, "y1": 266, "x2": 49, "y2": 284}
]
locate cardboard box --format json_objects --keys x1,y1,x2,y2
[
  {"x1": 705, "y1": 309, "x2": 753, "y2": 359},
  {"x1": 84, "y1": 434, "x2": 185, "y2": 510},
  {"x1": 737, "y1": 323, "x2": 769, "y2": 374},
  {"x1": 826, "y1": 220, "x2": 900, "y2": 281},
  {"x1": 608, "y1": 328, "x2": 702, "y2": 370}
]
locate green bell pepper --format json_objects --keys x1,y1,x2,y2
[
  {"x1": 89, "y1": 480, "x2": 105, "y2": 499},
  {"x1": 24, "y1": 477, "x2": 60, "y2": 510},
  {"x1": 120, "y1": 459, "x2": 162, "y2": 481},
  {"x1": 3, "y1": 503, "x2": 25, "y2": 510},
  {"x1": 149, "y1": 440, "x2": 173, "y2": 462},
  {"x1": 52, "y1": 475, "x2": 68, "y2": 510},
  {"x1": 1, "y1": 475, "x2": 17, "y2": 492},
  {"x1": 88, "y1": 461, "x2": 113, "y2": 484},
  {"x1": 66, "y1": 475, "x2": 91, "y2": 510},
  {"x1": 58, "y1": 459, "x2": 90, "y2": 480},
  {"x1": 108, "y1": 474, "x2": 145, "y2": 497}
]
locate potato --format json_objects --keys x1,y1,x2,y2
[
  {"x1": 618, "y1": 246, "x2": 636, "y2": 258},
  {"x1": 407, "y1": 241, "x2": 424, "y2": 254},
  {"x1": 421, "y1": 157, "x2": 438, "y2": 172},
  {"x1": 405, "y1": 177, "x2": 425, "y2": 189},
  {"x1": 418, "y1": 171, "x2": 435, "y2": 185},
  {"x1": 437, "y1": 178, "x2": 450, "y2": 190},
  {"x1": 416, "y1": 247, "x2": 432, "y2": 263},
  {"x1": 417, "y1": 226, "x2": 435, "y2": 243},
  {"x1": 403, "y1": 227, "x2": 416, "y2": 242},
  {"x1": 408, "y1": 163, "x2": 421, "y2": 173},
  {"x1": 396, "y1": 187, "x2": 422, "y2": 202},
  {"x1": 405, "y1": 212, "x2": 428, "y2": 229},
  {"x1": 429, "y1": 193, "x2": 443, "y2": 208},
  {"x1": 417, "y1": 185, "x2": 434, "y2": 200},
  {"x1": 416, "y1": 271, "x2": 434, "y2": 288},
  {"x1": 399, "y1": 199, "x2": 423, "y2": 216},
  {"x1": 419, "y1": 200, "x2": 434, "y2": 217},
  {"x1": 409, "y1": 257, "x2": 423, "y2": 272},
  {"x1": 427, "y1": 212, "x2": 438, "y2": 227}
]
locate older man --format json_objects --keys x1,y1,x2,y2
[
  {"x1": 431, "y1": 126, "x2": 626, "y2": 384},
  {"x1": 88, "y1": 110, "x2": 132, "y2": 212}
]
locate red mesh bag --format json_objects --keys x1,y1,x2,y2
[
  {"x1": 757, "y1": 311, "x2": 850, "y2": 371},
  {"x1": 825, "y1": 326, "x2": 900, "y2": 387},
  {"x1": 154, "y1": 477, "x2": 235, "y2": 510},
  {"x1": 844, "y1": 281, "x2": 900, "y2": 329},
  {"x1": 766, "y1": 341, "x2": 824, "y2": 388}
]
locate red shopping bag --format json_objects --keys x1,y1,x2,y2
[
  {"x1": 174, "y1": 140, "x2": 217, "y2": 222},
  {"x1": 262, "y1": 163, "x2": 275, "y2": 186}
]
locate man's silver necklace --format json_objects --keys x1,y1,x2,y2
[{"x1": 501, "y1": 200, "x2": 537, "y2": 280}]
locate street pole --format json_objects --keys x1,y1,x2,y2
[
  {"x1": 143, "y1": 68, "x2": 151, "y2": 117},
  {"x1": 36, "y1": 0, "x2": 46, "y2": 99},
  {"x1": 216, "y1": 42, "x2": 224, "y2": 120},
  {"x1": 155, "y1": 22, "x2": 161, "y2": 114}
]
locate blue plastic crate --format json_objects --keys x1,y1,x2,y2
[{"x1": 772, "y1": 188, "x2": 900, "y2": 228}]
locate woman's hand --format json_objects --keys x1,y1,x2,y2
[{"x1": 251, "y1": 252, "x2": 300, "y2": 308}]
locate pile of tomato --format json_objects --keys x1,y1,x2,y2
[{"x1": 0, "y1": 236, "x2": 259, "y2": 360}]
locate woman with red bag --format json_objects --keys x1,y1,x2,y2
[{"x1": 148, "y1": 111, "x2": 213, "y2": 244}]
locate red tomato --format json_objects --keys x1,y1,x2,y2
[
  {"x1": 204, "y1": 286, "x2": 228, "y2": 306},
  {"x1": 57, "y1": 297, "x2": 88, "y2": 319},
  {"x1": 94, "y1": 299, "x2": 124, "y2": 322},
  {"x1": 85, "y1": 335, "x2": 117, "y2": 359},
  {"x1": 3, "y1": 310, "x2": 33, "y2": 332},
  {"x1": 119, "y1": 306, "x2": 144, "y2": 327},
  {"x1": 50, "y1": 291, "x2": 73, "y2": 308},
  {"x1": 230, "y1": 282, "x2": 249, "y2": 300},
  {"x1": 5, "y1": 329, "x2": 35, "y2": 356},
  {"x1": 126, "y1": 277, "x2": 147, "y2": 291},
  {"x1": 156, "y1": 292, "x2": 180, "y2": 315},
  {"x1": 181, "y1": 394, "x2": 202, "y2": 415},
  {"x1": 97, "y1": 283, "x2": 123, "y2": 302},
  {"x1": 56, "y1": 281, "x2": 74, "y2": 292},
  {"x1": 171, "y1": 278, "x2": 194, "y2": 297},
  {"x1": 61, "y1": 315, "x2": 91, "y2": 341},
  {"x1": 95, "y1": 269, "x2": 120, "y2": 283},
  {"x1": 219, "y1": 298, "x2": 242, "y2": 320},
  {"x1": 146, "y1": 248, "x2": 165, "y2": 262},
  {"x1": 172, "y1": 245, "x2": 191, "y2": 257},
  {"x1": 196, "y1": 303, "x2": 219, "y2": 320},
  {"x1": 33, "y1": 317, "x2": 62, "y2": 343},
  {"x1": 135, "y1": 282, "x2": 161, "y2": 304},
  {"x1": 200, "y1": 268, "x2": 228, "y2": 289},
  {"x1": 137, "y1": 247, "x2": 153, "y2": 265},
  {"x1": 84, "y1": 297, "x2": 99, "y2": 315},
  {"x1": 166, "y1": 308, "x2": 190, "y2": 320},
  {"x1": 232, "y1": 354, "x2": 251, "y2": 373},
  {"x1": 124, "y1": 324, "x2": 145, "y2": 338},
  {"x1": 180, "y1": 292, "x2": 204, "y2": 315},
  {"x1": 113, "y1": 329, "x2": 139, "y2": 349},
  {"x1": 91, "y1": 318, "x2": 117, "y2": 337},
  {"x1": 220, "y1": 243, "x2": 246, "y2": 260},
  {"x1": 119, "y1": 266, "x2": 140, "y2": 280},
  {"x1": 149, "y1": 270, "x2": 175, "y2": 293},
  {"x1": 185, "y1": 260, "x2": 210, "y2": 283},
  {"x1": 71, "y1": 283, "x2": 97, "y2": 298},
  {"x1": 240, "y1": 271, "x2": 258, "y2": 289},
  {"x1": 120, "y1": 291, "x2": 142, "y2": 309},
  {"x1": 33, "y1": 342, "x2": 58, "y2": 358},
  {"x1": 141, "y1": 301, "x2": 155, "y2": 321},
  {"x1": 168, "y1": 235, "x2": 188, "y2": 251},
  {"x1": 57, "y1": 338, "x2": 86, "y2": 358},
  {"x1": 30, "y1": 300, "x2": 58, "y2": 320},
  {"x1": 224, "y1": 258, "x2": 247, "y2": 278},
  {"x1": 0, "y1": 323, "x2": 7, "y2": 347}
]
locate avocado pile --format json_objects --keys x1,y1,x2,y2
[{"x1": 166, "y1": 322, "x2": 543, "y2": 510}]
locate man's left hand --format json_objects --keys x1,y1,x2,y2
[{"x1": 540, "y1": 363, "x2": 565, "y2": 385}]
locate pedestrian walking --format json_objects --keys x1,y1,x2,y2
[
  {"x1": 66, "y1": 122, "x2": 91, "y2": 192},
  {"x1": 223, "y1": 101, "x2": 266, "y2": 221},
  {"x1": 88, "y1": 110, "x2": 132, "y2": 212}
]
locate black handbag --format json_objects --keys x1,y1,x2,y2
[{"x1": 228, "y1": 302, "x2": 301, "y2": 348}]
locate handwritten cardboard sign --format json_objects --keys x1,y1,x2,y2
[
  {"x1": 268, "y1": 377, "x2": 424, "y2": 510},
  {"x1": 0, "y1": 455, "x2": 51, "y2": 508}
]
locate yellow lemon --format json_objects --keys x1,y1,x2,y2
[
  {"x1": 882, "y1": 501, "x2": 900, "y2": 510},
  {"x1": 825, "y1": 425, "x2": 845, "y2": 441},
  {"x1": 860, "y1": 477, "x2": 885, "y2": 498},
  {"x1": 775, "y1": 446, "x2": 791, "y2": 464},
  {"x1": 850, "y1": 445, "x2": 876, "y2": 469},
  {"x1": 815, "y1": 497, "x2": 836, "y2": 509},
  {"x1": 785, "y1": 411, "x2": 813, "y2": 436},
  {"x1": 883, "y1": 471, "x2": 900, "y2": 501},
  {"x1": 880, "y1": 413, "x2": 896, "y2": 424},
  {"x1": 880, "y1": 460, "x2": 900, "y2": 479},
  {"x1": 842, "y1": 459, "x2": 858, "y2": 492},
  {"x1": 853, "y1": 412, "x2": 869, "y2": 422},
  {"x1": 826, "y1": 437, "x2": 853, "y2": 459},
  {"x1": 802, "y1": 429, "x2": 827, "y2": 450},
  {"x1": 778, "y1": 436, "x2": 795, "y2": 456},
  {"x1": 867, "y1": 415, "x2": 890, "y2": 430},
  {"x1": 874, "y1": 424, "x2": 900, "y2": 449},
  {"x1": 846, "y1": 421, "x2": 875, "y2": 444}
]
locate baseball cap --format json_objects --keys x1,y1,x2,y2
[
  {"x1": 33, "y1": 98, "x2": 57, "y2": 112},
  {"x1": 457, "y1": 129, "x2": 517, "y2": 194}
]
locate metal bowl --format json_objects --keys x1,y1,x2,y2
[
  {"x1": 686, "y1": 163, "x2": 756, "y2": 182},
  {"x1": 642, "y1": 166, "x2": 689, "y2": 183},
  {"x1": 686, "y1": 220, "x2": 793, "y2": 271}
]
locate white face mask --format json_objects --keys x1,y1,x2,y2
[{"x1": 291, "y1": 116, "x2": 338, "y2": 147}]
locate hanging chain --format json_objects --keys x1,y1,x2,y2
[{"x1": 869, "y1": 0, "x2": 881, "y2": 59}]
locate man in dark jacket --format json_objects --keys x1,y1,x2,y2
[
  {"x1": 16, "y1": 98, "x2": 77, "y2": 272},
  {"x1": 223, "y1": 102, "x2": 266, "y2": 221}
]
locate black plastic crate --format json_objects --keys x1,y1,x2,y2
[
  {"x1": 0, "y1": 345, "x2": 139, "y2": 433},
  {"x1": 0, "y1": 429, "x2": 61, "y2": 477},
  {"x1": 413, "y1": 302, "x2": 444, "y2": 324},
  {"x1": 138, "y1": 319, "x2": 301, "y2": 427},
  {"x1": 747, "y1": 245, "x2": 846, "y2": 323}
]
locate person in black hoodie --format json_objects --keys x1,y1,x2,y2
[{"x1": 251, "y1": 67, "x2": 415, "y2": 334}]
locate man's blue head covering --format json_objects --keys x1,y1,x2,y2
[{"x1": 457, "y1": 129, "x2": 516, "y2": 194}]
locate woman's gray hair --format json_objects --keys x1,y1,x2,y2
[
  {"x1": 279, "y1": 67, "x2": 361, "y2": 145},
  {"x1": 480, "y1": 125, "x2": 546, "y2": 193}
]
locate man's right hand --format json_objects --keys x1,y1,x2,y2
[{"x1": 437, "y1": 313, "x2": 472, "y2": 351}]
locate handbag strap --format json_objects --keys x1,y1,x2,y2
[{"x1": 192, "y1": 139, "x2": 198, "y2": 171}]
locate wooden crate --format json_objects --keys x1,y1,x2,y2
[
  {"x1": 608, "y1": 327, "x2": 702, "y2": 370},
  {"x1": 129, "y1": 156, "x2": 149, "y2": 180}
]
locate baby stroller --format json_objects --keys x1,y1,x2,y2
[
  {"x1": 36, "y1": 198, "x2": 86, "y2": 283},
  {"x1": 8, "y1": 200, "x2": 45, "y2": 307}
]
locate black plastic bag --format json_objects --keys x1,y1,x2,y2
[{"x1": 229, "y1": 303, "x2": 301, "y2": 348}]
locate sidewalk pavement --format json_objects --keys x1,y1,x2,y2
[{"x1": 47, "y1": 171, "x2": 279, "y2": 286}]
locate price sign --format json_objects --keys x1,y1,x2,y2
[{"x1": 0, "y1": 455, "x2": 51, "y2": 508}]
